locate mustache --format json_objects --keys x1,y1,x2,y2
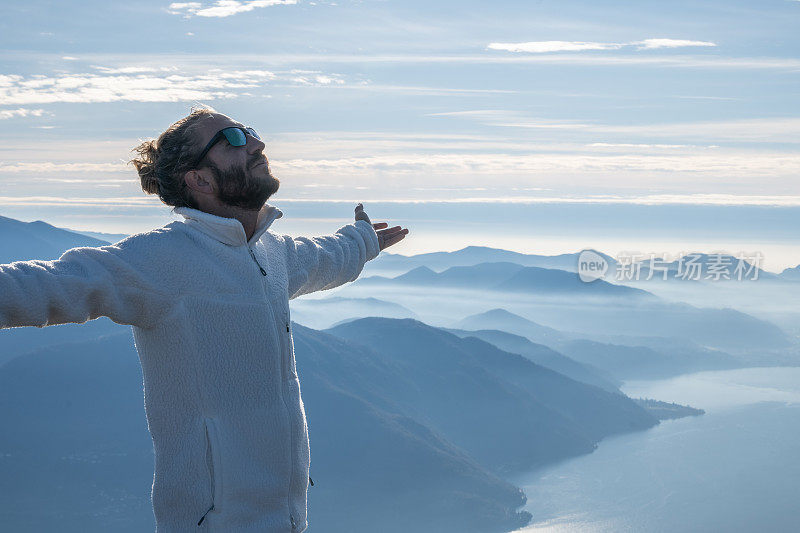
[{"x1": 249, "y1": 154, "x2": 268, "y2": 169}]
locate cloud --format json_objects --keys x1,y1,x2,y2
[
  {"x1": 433, "y1": 111, "x2": 800, "y2": 143},
  {"x1": 289, "y1": 69, "x2": 345, "y2": 85},
  {"x1": 168, "y1": 0, "x2": 297, "y2": 18},
  {"x1": 0, "y1": 162, "x2": 129, "y2": 173},
  {"x1": 0, "y1": 67, "x2": 345, "y2": 105},
  {"x1": 488, "y1": 38, "x2": 716, "y2": 54},
  {"x1": 0, "y1": 196, "x2": 159, "y2": 207},
  {"x1": 269, "y1": 151, "x2": 799, "y2": 178},
  {"x1": 0, "y1": 108, "x2": 46, "y2": 120},
  {"x1": 634, "y1": 39, "x2": 716, "y2": 50},
  {"x1": 2, "y1": 194, "x2": 799, "y2": 208},
  {"x1": 487, "y1": 41, "x2": 622, "y2": 53}
]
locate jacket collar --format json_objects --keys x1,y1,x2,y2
[{"x1": 172, "y1": 203, "x2": 283, "y2": 247}]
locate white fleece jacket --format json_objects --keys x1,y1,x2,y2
[{"x1": 0, "y1": 203, "x2": 381, "y2": 532}]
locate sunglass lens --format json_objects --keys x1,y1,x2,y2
[
  {"x1": 222, "y1": 127, "x2": 247, "y2": 146},
  {"x1": 246, "y1": 127, "x2": 260, "y2": 140}
]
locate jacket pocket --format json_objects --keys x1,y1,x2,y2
[{"x1": 199, "y1": 417, "x2": 223, "y2": 526}]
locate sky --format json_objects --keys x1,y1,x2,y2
[{"x1": 1, "y1": 0, "x2": 798, "y2": 270}]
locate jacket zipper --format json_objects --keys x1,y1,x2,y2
[
  {"x1": 268, "y1": 303, "x2": 295, "y2": 529},
  {"x1": 253, "y1": 245, "x2": 294, "y2": 529},
  {"x1": 248, "y1": 247, "x2": 267, "y2": 276}
]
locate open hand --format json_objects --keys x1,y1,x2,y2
[{"x1": 355, "y1": 203, "x2": 409, "y2": 251}]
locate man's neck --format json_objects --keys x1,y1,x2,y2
[{"x1": 201, "y1": 203, "x2": 261, "y2": 242}]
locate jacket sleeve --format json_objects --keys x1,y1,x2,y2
[
  {"x1": 285, "y1": 219, "x2": 381, "y2": 300},
  {"x1": 0, "y1": 243, "x2": 172, "y2": 330}
]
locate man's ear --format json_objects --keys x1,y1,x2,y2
[{"x1": 183, "y1": 169, "x2": 215, "y2": 196}]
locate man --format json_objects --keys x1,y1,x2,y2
[{"x1": 0, "y1": 107, "x2": 409, "y2": 532}]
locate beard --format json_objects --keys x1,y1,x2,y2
[{"x1": 208, "y1": 156, "x2": 280, "y2": 210}]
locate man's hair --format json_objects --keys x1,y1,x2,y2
[{"x1": 130, "y1": 105, "x2": 217, "y2": 209}]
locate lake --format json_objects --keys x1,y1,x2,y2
[{"x1": 510, "y1": 367, "x2": 800, "y2": 533}]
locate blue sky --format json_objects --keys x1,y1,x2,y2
[{"x1": 1, "y1": 0, "x2": 798, "y2": 269}]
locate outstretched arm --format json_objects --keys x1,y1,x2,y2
[
  {"x1": 285, "y1": 203, "x2": 409, "y2": 300},
  {"x1": 0, "y1": 242, "x2": 172, "y2": 330}
]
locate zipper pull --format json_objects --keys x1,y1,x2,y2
[
  {"x1": 197, "y1": 504, "x2": 214, "y2": 526},
  {"x1": 286, "y1": 323, "x2": 290, "y2": 333},
  {"x1": 248, "y1": 247, "x2": 267, "y2": 276},
  {"x1": 309, "y1": 476, "x2": 314, "y2": 486}
]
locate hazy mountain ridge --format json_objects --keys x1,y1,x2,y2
[
  {"x1": 453, "y1": 308, "x2": 746, "y2": 380},
  {"x1": 0, "y1": 215, "x2": 110, "y2": 264},
  {"x1": 325, "y1": 317, "x2": 660, "y2": 474},
  {"x1": 289, "y1": 296, "x2": 419, "y2": 329},
  {"x1": 358, "y1": 261, "x2": 653, "y2": 299},
  {"x1": 364, "y1": 246, "x2": 617, "y2": 278},
  {"x1": 346, "y1": 260, "x2": 792, "y2": 351},
  {"x1": 780, "y1": 264, "x2": 800, "y2": 281},
  {"x1": 442, "y1": 325, "x2": 621, "y2": 393}
]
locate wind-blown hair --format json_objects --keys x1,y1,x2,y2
[{"x1": 130, "y1": 105, "x2": 216, "y2": 209}]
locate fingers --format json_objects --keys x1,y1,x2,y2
[
  {"x1": 377, "y1": 227, "x2": 409, "y2": 250},
  {"x1": 376, "y1": 225, "x2": 402, "y2": 234},
  {"x1": 354, "y1": 203, "x2": 409, "y2": 250},
  {"x1": 380, "y1": 229, "x2": 408, "y2": 250}
]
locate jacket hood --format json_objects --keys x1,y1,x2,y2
[{"x1": 172, "y1": 203, "x2": 283, "y2": 247}]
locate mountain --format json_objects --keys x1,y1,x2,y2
[
  {"x1": 0, "y1": 333, "x2": 156, "y2": 533},
  {"x1": 442, "y1": 326, "x2": 621, "y2": 394},
  {"x1": 68, "y1": 229, "x2": 129, "y2": 244},
  {"x1": 325, "y1": 317, "x2": 659, "y2": 475},
  {"x1": 779, "y1": 264, "x2": 800, "y2": 281},
  {"x1": 452, "y1": 309, "x2": 755, "y2": 380},
  {"x1": 363, "y1": 246, "x2": 617, "y2": 277},
  {"x1": 454, "y1": 308, "x2": 567, "y2": 346},
  {"x1": 289, "y1": 296, "x2": 418, "y2": 329},
  {"x1": 492, "y1": 266, "x2": 653, "y2": 299},
  {"x1": 0, "y1": 215, "x2": 109, "y2": 264},
  {"x1": 555, "y1": 338, "x2": 741, "y2": 380},
  {"x1": 294, "y1": 323, "x2": 532, "y2": 533},
  {"x1": 635, "y1": 252, "x2": 777, "y2": 282},
  {"x1": 357, "y1": 261, "x2": 652, "y2": 299},
  {"x1": 0, "y1": 316, "x2": 126, "y2": 368},
  {"x1": 359, "y1": 262, "x2": 526, "y2": 289},
  {"x1": 351, "y1": 261, "x2": 789, "y2": 350}
]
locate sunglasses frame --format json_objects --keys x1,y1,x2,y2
[{"x1": 193, "y1": 126, "x2": 260, "y2": 168}]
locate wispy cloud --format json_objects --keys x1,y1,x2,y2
[
  {"x1": 0, "y1": 67, "x2": 346, "y2": 105},
  {"x1": 0, "y1": 108, "x2": 46, "y2": 120},
  {"x1": 488, "y1": 41, "x2": 622, "y2": 53},
  {"x1": 3, "y1": 194, "x2": 799, "y2": 208},
  {"x1": 272, "y1": 152, "x2": 798, "y2": 178},
  {"x1": 488, "y1": 38, "x2": 716, "y2": 54},
  {"x1": 168, "y1": 0, "x2": 297, "y2": 18},
  {"x1": 0, "y1": 196, "x2": 159, "y2": 207},
  {"x1": 433, "y1": 111, "x2": 800, "y2": 143},
  {"x1": 0, "y1": 162, "x2": 129, "y2": 173}
]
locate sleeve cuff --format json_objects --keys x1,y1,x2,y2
[{"x1": 354, "y1": 219, "x2": 381, "y2": 261}]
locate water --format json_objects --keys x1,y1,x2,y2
[{"x1": 511, "y1": 367, "x2": 800, "y2": 533}]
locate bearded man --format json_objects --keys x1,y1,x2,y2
[{"x1": 0, "y1": 107, "x2": 409, "y2": 532}]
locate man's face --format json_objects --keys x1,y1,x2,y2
[{"x1": 193, "y1": 113, "x2": 280, "y2": 210}]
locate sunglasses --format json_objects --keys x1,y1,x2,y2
[{"x1": 194, "y1": 126, "x2": 260, "y2": 167}]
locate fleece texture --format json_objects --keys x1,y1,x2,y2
[{"x1": 0, "y1": 203, "x2": 381, "y2": 532}]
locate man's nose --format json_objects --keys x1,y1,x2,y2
[{"x1": 247, "y1": 135, "x2": 265, "y2": 153}]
